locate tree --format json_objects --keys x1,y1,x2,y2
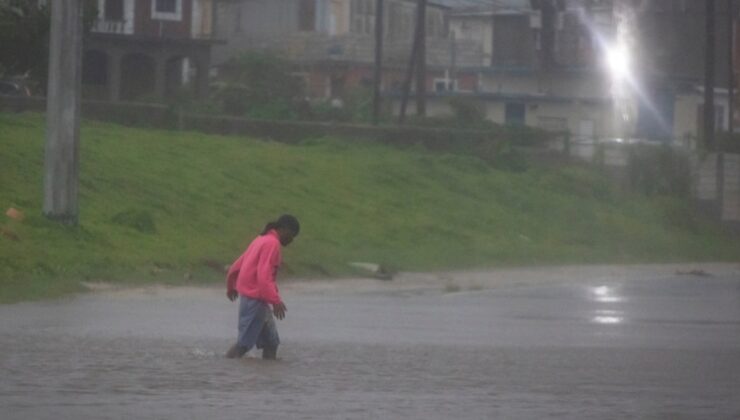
[
  {"x1": 0, "y1": 0, "x2": 97, "y2": 91},
  {"x1": 0, "y1": 1, "x2": 51, "y2": 86},
  {"x1": 215, "y1": 51, "x2": 305, "y2": 119}
]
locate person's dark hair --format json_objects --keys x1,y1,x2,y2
[{"x1": 261, "y1": 214, "x2": 300, "y2": 236}]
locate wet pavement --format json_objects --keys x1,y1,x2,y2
[{"x1": 1, "y1": 264, "x2": 739, "y2": 419}]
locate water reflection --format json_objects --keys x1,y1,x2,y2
[
  {"x1": 591, "y1": 291, "x2": 625, "y2": 324},
  {"x1": 592, "y1": 310, "x2": 624, "y2": 324},
  {"x1": 591, "y1": 285, "x2": 623, "y2": 303}
]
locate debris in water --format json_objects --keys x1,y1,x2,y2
[
  {"x1": 349, "y1": 262, "x2": 394, "y2": 280},
  {"x1": 675, "y1": 269, "x2": 712, "y2": 277},
  {"x1": 5, "y1": 207, "x2": 24, "y2": 221}
]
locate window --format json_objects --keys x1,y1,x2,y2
[
  {"x1": 426, "y1": 11, "x2": 446, "y2": 38},
  {"x1": 104, "y1": 0, "x2": 124, "y2": 21},
  {"x1": 299, "y1": 0, "x2": 316, "y2": 31},
  {"x1": 505, "y1": 103, "x2": 526, "y2": 125},
  {"x1": 433, "y1": 78, "x2": 457, "y2": 93},
  {"x1": 156, "y1": 0, "x2": 176, "y2": 13},
  {"x1": 388, "y1": 2, "x2": 413, "y2": 40},
  {"x1": 152, "y1": 0, "x2": 181, "y2": 21},
  {"x1": 492, "y1": 16, "x2": 531, "y2": 67},
  {"x1": 351, "y1": 0, "x2": 374, "y2": 35}
]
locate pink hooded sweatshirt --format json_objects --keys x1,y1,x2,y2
[{"x1": 226, "y1": 229, "x2": 283, "y2": 305}]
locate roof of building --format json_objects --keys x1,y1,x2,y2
[
  {"x1": 430, "y1": 0, "x2": 532, "y2": 14},
  {"x1": 385, "y1": 90, "x2": 610, "y2": 105}
]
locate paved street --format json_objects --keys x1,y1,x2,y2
[{"x1": 1, "y1": 264, "x2": 739, "y2": 419}]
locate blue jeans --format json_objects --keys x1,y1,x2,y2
[{"x1": 237, "y1": 296, "x2": 280, "y2": 353}]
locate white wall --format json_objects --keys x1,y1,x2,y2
[
  {"x1": 450, "y1": 16, "x2": 491, "y2": 66},
  {"x1": 478, "y1": 72, "x2": 609, "y2": 100},
  {"x1": 674, "y1": 90, "x2": 733, "y2": 145},
  {"x1": 390, "y1": 96, "x2": 612, "y2": 142}
]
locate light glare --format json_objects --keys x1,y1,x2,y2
[{"x1": 606, "y1": 44, "x2": 630, "y2": 81}]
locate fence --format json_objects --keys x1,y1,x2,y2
[
  {"x1": 693, "y1": 153, "x2": 740, "y2": 224},
  {"x1": 0, "y1": 95, "x2": 517, "y2": 155}
]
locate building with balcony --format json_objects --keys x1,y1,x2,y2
[
  {"x1": 212, "y1": 0, "x2": 484, "y2": 100},
  {"x1": 394, "y1": 0, "x2": 619, "y2": 141},
  {"x1": 82, "y1": 0, "x2": 219, "y2": 102}
]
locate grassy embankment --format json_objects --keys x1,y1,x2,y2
[{"x1": 1, "y1": 112, "x2": 738, "y2": 303}]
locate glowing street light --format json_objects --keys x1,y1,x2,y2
[{"x1": 606, "y1": 43, "x2": 631, "y2": 82}]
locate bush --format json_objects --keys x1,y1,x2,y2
[
  {"x1": 448, "y1": 97, "x2": 485, "y2": 124},
  {"x1": 214, "y1": 51, "x2": 305, "y2": 119},
  {"x1": 485, "y1": 140, "x2": 528, "y2": 172},
  {"x1": 628, "y1": 144, "x2": 690, "y2": 197}
]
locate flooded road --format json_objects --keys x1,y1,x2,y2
[{"x1": 2, "y1": 264, "x2": 739, "y2": 419}]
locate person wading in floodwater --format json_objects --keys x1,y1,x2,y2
[{"x1": 225, "y1": 215, "x2": 300, "y2": 359}]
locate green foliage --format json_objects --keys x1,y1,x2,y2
[
  {"x1": 309, "y1": 100, "x2": 351, "y2": 122},
  {"x1": 307, "y1": 88, "x2": 376, "y2": 123},
  {"x1": 627, "y1": 144, "x2": 690, "y2": 197},
  {"x1": 486, "y1": 141, "x2": 528, "y2": 172},
  {"x1": 1, "y1": 112, "x2": 739, "y2": 303},
  {"x1": 214, "y1": 51, "x2": 305, "y2": 119},
  {"x1": 0, "y1": 1, "x2": 50, "y2": 84},
  {"x1": 448, "y1": 97, "x2": 485, "y2": 124},
  {"x1": 408, "y1": 112, "x2": 554, "y2": 147},
  {"x1": 0, "y1": 0, "x2": 98, "y2": 90},
  {"x1": 342, "y1": 87, "x2": 375, "y2": 122}
]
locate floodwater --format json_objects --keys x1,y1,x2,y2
[{"x1": 1, "y1": 264, "x2": 739, "y2": 419}]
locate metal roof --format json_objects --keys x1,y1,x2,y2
[{"x1": 429, "y1": 0, "x2": 532, "y2": 12}]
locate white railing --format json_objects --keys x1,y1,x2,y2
[{"x1": 91, "y1": 19, "x2": 130, "y2": 35}]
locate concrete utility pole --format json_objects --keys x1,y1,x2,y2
[
  {"x1": 372, "y1": 0, "x2": 384, "y2": 125},
  {"x1": 44, "y1": 0, "x2": 83, "y2": 225}
]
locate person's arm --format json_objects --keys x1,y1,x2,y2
[
  {"x1": 256, "y1": 241, "x2": 283, "y2": 306},
  {"x1": 225, "y1": 254, "x2": 243, "y2": 301}
]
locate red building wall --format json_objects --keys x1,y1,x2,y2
[{"x1": 135, "y1": 0, "x2": 192, "y2": 39}]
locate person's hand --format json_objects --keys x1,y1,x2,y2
[
  {"x1": 227, "y1": 290, "x2": 238, "y2": 302},
  {"x1": 273, "y1": 302, "x2": 287, "y2": 320}
]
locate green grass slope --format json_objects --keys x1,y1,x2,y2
[{"x1": 1, "y1": 112, "x2": 738, "y2": 302}]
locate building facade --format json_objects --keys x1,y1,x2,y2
[
  {"x1": 428, "y1": 0, "x2": 618, "y2": 142},
  {"x1": 83, "y1": 0, "x2": 219, "y2": 102},
  {"x1": 212, "y1": 0, "x2": 483, "y2": 99}
]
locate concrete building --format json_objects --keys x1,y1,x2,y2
[
  {"x1": 399, "y1": 0, "x2": 739, "y2": 145},
  {"x1": 82, "y1": 0, "x2": 219, "y2": 102},
  {"x1": 627, "y1": 0, "x2": 736, "y2": 141},
  {"x1": 212, "y1": 0, "x2": 484, "y2": 99},
  {"x1": 402, "y1": 0, "x2": 620, "y2": 143}
]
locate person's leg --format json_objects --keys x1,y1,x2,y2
[
  {"x1": 225, "y1": 342, "x2": 245, "y2": 359},
  {"x1": 226, "y1": 296, "x2": 268, "y2": 358},
  {"x1": 256, "y1": 309, "x2": 280, "y2": 360}
]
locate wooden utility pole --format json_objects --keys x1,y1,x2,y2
[
  {"x1": 398, "y1": 2, "x2": 421, "y2": 124},
  {"x1": 372, "y1": 0, "x2": 384, "y2": 125},
  {"x1": 44, "y1": 0, "x2": 83, "y2": 225},
  {"x1": 414, "y1": 0, "x2": 427, "y2": 117},
  {"x1": 729, "y1": 0, "x2": 735, "y2": 138},
  {"x1": 704, "y1": 0, "x2": 716, "y2": 151},
  {"x1": 720, "y1": 0, "x2": 736, "y2": 220}
]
